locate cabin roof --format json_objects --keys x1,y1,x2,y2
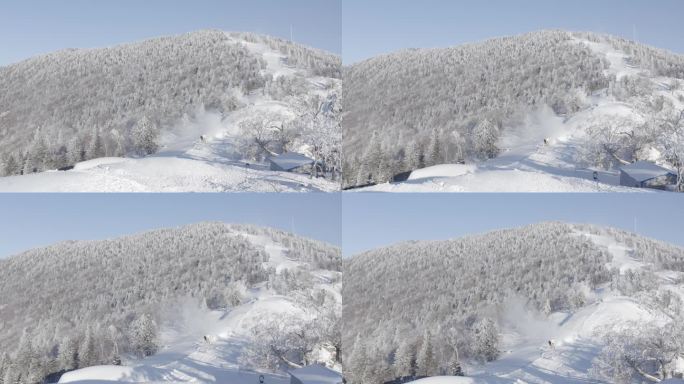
[
  {"x1": 620, "y1": 161, "x2": 675, "y2": 182},
  {"x1": 268, "y1": 152, "x2": 314, "y2": 171}
]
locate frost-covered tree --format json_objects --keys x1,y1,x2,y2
[
  {"x1": 79, "y1": 326, "x2": 97, "y2": 368},
  {"x1": 472, "y1": 318, "x2": 500, "y2": 362},
  {"x1": 129, "y1": 314, "x2": 158, "y2": 358},
  {"x1": 416, "y1": 331, "x2": 438, "y2": 377},
  {"x1": 393, "y1": 340, "x2": 415, "y2": 379},
  {"x1": 426, "y1": 128, "x2": 443, "y2": 167},
  {"x1": 591, "y1": 321, "x2": 684, "y2": 383},
  {"x1": 132, "y1": 117, "x2": 159, "y2": 156},
  {"x1": 656, "y1": 108, "x2": 684, "y2": 191},
  {"x1": 472, "y1": 119, "x2": 500, "y2": 160},
  {"x1": 347, "y1": 337, "x2": 370, "y2": 384},
  {"x1": 57, "y1": 336, "x2": 77, "y2": 371},
  {"x1": 86, "y1": 128, "x2": 105, "y2": 160}
]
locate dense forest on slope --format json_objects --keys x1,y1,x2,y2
[
  {"x1": 0, "y1": 30, "x2": 341, "y2": 177},
  {"x1": 342, "y1": 222, "x2": 684, "y2": 383},
  {"x1": 0, "y1": 223, "x2": 341, "y2": 383},
  {"x1": 343, "y1": 30, "x2": 684, "y2": 188}
]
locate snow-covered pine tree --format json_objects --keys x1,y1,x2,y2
[
  {"x1": 472, "y1": 119, "x2": 500, "y2": 160},
  {"x1": 427, "y1": 128, "x2": 442, "y2": 167},
  {"x1": 86, "y1": 128, "x2": 105, "y2": 160},
  {"x1": 447, "y1": 351, "x2": 464, "y2": 376},
  {"x1": 79, "y1": 326, "x2": 97, "y2": 368},
  {"x1": 129, "y1": 313, "x2": 158, "y2": 358},
  {"x1": 473, "y1": 318, "x2": 500, "y2": 362},
  {"x1": 58, "y1": 336, "x2": 77, "y2": 371},
  {"x1": 416, "y1": 331, "x2": 438, "y2": 377},
  {"x1": 347, "y1": 336, "x2": 369, "y2": 384},
  {"x1": 132, "y1": 117, "x2": 159, "y2": 156},
  {"x1": 393, "y1": 340, "x2": 415, "y2": 379}
]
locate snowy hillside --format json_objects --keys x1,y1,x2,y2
[
  {"x1": 344, "y1": 30, "x2": 684, "y2": 192},
  {"x1": 343, "y1": 222, "x2": 684, "y2": 383},
  {"x1": 0, "y1": 30, "x2": 341, "y2": 191},
  {"x1": 0, "y1": 223, "x2": 341, "y2": 383}
]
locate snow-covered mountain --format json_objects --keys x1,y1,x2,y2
[
  {"x1": 343, "y1": 222, "x2": 684, "y2": 383},
  {"x1": 0, "y1": 223, "x2": 341, "y2": 383},
  {"x1": 343, "y1": 30, "x2": 684, "y2": 191},
  {"x1": 0, "y1": 30, "x2": 341, "y2": 191}
]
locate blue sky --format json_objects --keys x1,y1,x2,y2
[
  {"x1": 0, "y1": 194, "x2": 341, "y2": 258},
  {"x1": 343, "y1": 0, "x2": 684, "y2": 63},
  {"x1": 0, "y1": 0, "x2": 341, "y2": 66},
  {"x1": 342, "y1": 194, "x2": 684, "y2": 256}
]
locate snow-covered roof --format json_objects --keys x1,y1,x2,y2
[
  {"x1": 268, "y1": 152, "x2": 314, "y2": 171},
  {"x1": 289, "y1": 364, "x2": 342, "y2": 384},
  {"x1": 620, "y1": 161, "x2": 675, "y2": 182}
]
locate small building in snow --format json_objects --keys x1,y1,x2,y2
[
  {"x1": 619, "y1": 161, "x2": 677, "y2": 189},
  {"x1": 267, "y1": 152, "x2": 315, "y2": 172},
  {"x1": 289, "y1": 364, "x2": 342, "y2": 384},
  {"x1": 392, "y1": 170, "x2": 413, "y2": 183}
]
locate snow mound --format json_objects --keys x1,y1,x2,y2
[
  {"x1": 58, "y1": 365, "x2": 162, "y2": 383},
  {"x1": 406, "y1": 377, "x2": 490, "y2": 384},
  {"x1": 0, "y1": 156, "x2": 337, "y2": 192}
]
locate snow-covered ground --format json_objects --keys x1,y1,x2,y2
[
  {"x1": 442, "y1": 227, "x2": 679, "y2": 383},
  {"x1": 0, "y1": 155, "x2": 336, "y2": 192},
  {"x1": 58, "y1": 232, "x2": 341, "y2": 383},
  {"x1": 0, "y1": 34, "x2": 339, "y2": 192},
  {"x1": 359, "y1": 38, "x2": 681, "y2": 193}
]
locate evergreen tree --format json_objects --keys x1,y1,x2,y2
[
  {"x1": 472, "y1": 119, "x2": 500, "y2": 160},
  {"x1": 86, "y1": 128, "x2": 105, "y2": 160},
  {"x1": 427, "y1": 128, "x2": 442, "y2": 166},
  {"x1": 22, "y1": 150, "x2": 34, "y2": 175},
  {"x1": 473, "y1": 318, "x2": 500, "y2": 362},
  {"x1": 58, "y1": 336, "x2": 77, "y2": 371},
  {"x1": 405, "y1": 141, "x2": 422, "y2": 171},
  {"x1": 448, "y1": 351, "x2": 464, "y2": 376},
  {"x1": 129, "y1": 314, "x2": 158, "y2": 358},
  {"x1": 67, "y1": 136, "x2": 84, "y2": 165},
  {"x1": 1, "y1": 155, "x2": 18, "y2": 176},
  {"x1": 79, "y1": 326, "x2": 97, "y2": 368},
  {"x1": 132, "y1": 117, "x2": 159, "y2": 156},
  {"x1": 393, "y1": 340, "x2": 415, "y2": 379},
  {"x1": 416, "y1": 331, "x2": 438, "y2": 377},
  {"x1": 347, "y1": 337, "x2": 368, "y2": 384}
]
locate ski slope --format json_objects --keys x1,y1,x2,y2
[
  {"x1": 443, "y1": 228, "x2": 680, "y2": 384},
  {"x1": 359, "y1": 37, "x2": 682, "y2": 193},
  {"x1": 58, "y1": 232, "x2": 342, "y2": 383},
  {"x1": 0, "y1": 33, "x2": 340, "y2": 192}
]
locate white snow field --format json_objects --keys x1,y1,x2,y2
[
  {"x1": 406, "y1": 377, "x2": 489, "y2": 384},
  {"x1": 0, "y1": 155, "x2": 336, "y2": 192},
  {"x1": 358, "y1": 36, "x2": 682, "y2": 193},
  {"x1": 59, "y1": 232, "x2": 341, "y2": 383},
  {"x1": 0, "y1": 32, "x2": 339, "y2": 192}
]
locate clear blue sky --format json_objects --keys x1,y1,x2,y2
[
  {"x1": 342, "y1": 193, "x2": 684, "y2": 256},
  {"x1": 0, "y1": 193, "x2": 341, "y2": 258},
  {"x1": 343, "y1": 0, "x2": 684, "y2": 63},
  {"x1": 0, "y1": 0, "x2": 341, "y2": 66}
]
